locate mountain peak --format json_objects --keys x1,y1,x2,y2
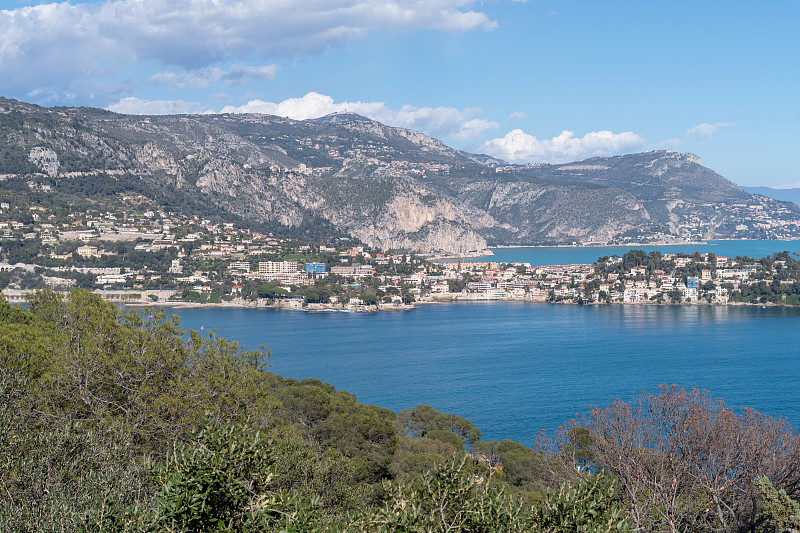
[
  {"x1": 307, "y1": 112, "x2": 372, "y2": 124},
  {"x1": 2, "y1": 97, "x2": 799, "y2": 251}
]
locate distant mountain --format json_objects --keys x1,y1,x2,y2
[
  {"x1": 741, "y1": 186, "x2": 800, "y2": 206},
  {"x1": 2, "y1": 97, "x2": 800, "y2": 254},
  {"x1": 517, "y1": 151, "x2": 747, "y2": 203}
]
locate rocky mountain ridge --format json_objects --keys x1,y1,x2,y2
[
  {"x1": 741, "y1": 186, "x2": 800, "y2": 207},
  {"x1": 2, "y1": 97, "x2": 799, "y2": 254}
]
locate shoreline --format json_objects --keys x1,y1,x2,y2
[
  {"x1": 490, "y1": 240, "x2": 708, "y2": 249},
  {"x1": 433, "y1": 238, "x2": 800, "y2": 262},
  {"x1": 427, "y1": 248, "x2": 495, "y2": 261},
  {"x1": 125, "y1": 296, "x2": 791, "y2": 312},
  {"x1": 436, "y1": 241, "x2": 709, "y2": 262},
  {"x1": 125, "y1": 298, "x2": 416, "y2": 313},
  {"x1": 3, "y1": 289, "x2": 789, "y2": 312}
]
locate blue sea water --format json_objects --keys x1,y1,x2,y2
[
  {"x1": 446, "y1": 239, "x2": 800, "y2": 266},
  {"x1": 169, "y1": 303, "x2": 800, "y2": 447},
  {"x1": 162, "y1": 240, "x2": 800, "y2": 446}
]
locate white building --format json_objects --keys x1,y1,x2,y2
[{"x1": 258, "y1": 261, "x2": 298, "y2": 275}]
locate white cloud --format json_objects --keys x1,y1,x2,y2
[
  {"x1": 687, "y1": 121, "x2": 734, "y2": 139},
  {"x1": 105, "y1": 92, "x2": 498, "y2": 141},
  {"x1": 107, "y1": 97, "x2": 212, "y2": 115},
  {"x1": 217, "y1": 92, "x2": 498, "y2": 140},
  {"x1": 451, "y1": 118, "x2": 499, "y2": 141},
  {"x1": 381, "y1": 104, "x2": 498, "y2": 140},
  {"x1": 507, "y1": 111, "x2": 526, "y2": 123},
  {"x1": 483, "y1": 129, "x2": 646, "y2": 163},
  {"x1": 0, "y1": 0, "x2": 495, "y2": 100}
]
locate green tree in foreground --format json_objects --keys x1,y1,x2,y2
[
  {"x1": 3, "y1": 289, "x2": 800, "y2": 532},
  {"x1": 757, "y1": 476, "x2": 800, "y2": 533},
  {"x1": 147, "y1": 420, "x2": 319, "y2": 533},
  {"x1": 530, "y1": 474, "x2": 632, "y2": 533},
  {"x1": 360, "y1": 455, "x2": 632, "y2": 533},
  {"x1": 0, "y1": 370, "x2": 150, "y2": 533},
  {"x1": 399, "y1": 404, "x2": 482, "y2": 450}
]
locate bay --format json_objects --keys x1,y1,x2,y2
[
  {"x1": 162, "y1": 240, "x2": 800, "y2": 447},
  {"x1": 168, "y1": 302, "x2": 800, "y2": 447}
]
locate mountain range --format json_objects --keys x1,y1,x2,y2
[
  {"x1": 741, "y1": 186, "x2": 800, "y2": 207},
  {"x1": 2, "y1": 97, "x2": 799, "y2": 255}
]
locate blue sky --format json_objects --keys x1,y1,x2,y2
[{"x1": 1, "y1": 0, "x2": 798, "y2": 187}]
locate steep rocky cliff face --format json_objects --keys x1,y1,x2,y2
[
  {"x1": 480, "y1": 181, "x2": 651, "y2": 243},
  {"x1": 27, "y1": 146, "x2": 59, "y2": 176},
  {"x1": 2, "y1": 97, "x2": 799, "y2": 253}
]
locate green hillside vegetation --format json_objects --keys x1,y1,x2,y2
[{"x1": 1, "y1": 289, "x2": 799, "y2": 531}]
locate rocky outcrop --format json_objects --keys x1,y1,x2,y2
[
  {"x1": 134, "y1": 143, "x2": 179, "y2": 174},
  {"x1": 2, "y1": 97, "x2": 799, "y2": 253},
  {"x1": 354, "y1": 220, "x2": 488, "y2": 256},
  {"x1": 28, "y1": 146, "x2": 59, "y2": 176}
]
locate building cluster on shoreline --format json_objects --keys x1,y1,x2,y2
[
  {"x1": 433, "y1": 257, "x2": 726, "y2": 304},
  {"x1": 432, "y1": 250, "x2": 800, "y2": 306},
  {"x1": 0, "y1": 187, "x2": 799, "y2": 308}
]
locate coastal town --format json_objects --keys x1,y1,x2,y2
[{"x1": 0, "y1": 186, "x2": 798, "y2": 310}]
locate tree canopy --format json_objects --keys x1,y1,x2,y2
[{"x1": 1, "y1": 290, "x2": 798, "y2": 531}]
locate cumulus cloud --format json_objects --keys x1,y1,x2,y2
[
  {"x1": 106, "y1": 91, "x2": 499, "y2": 141},
  {"x1": 687, "y1": 121, "x2": 734, "y2": 139},
  {"x1": 451, "y1": 118, "x2": 499, "y2": 141},
  {"x1": 107, "y1": 97, "x2": 212, "y2": 115},
  {"x1": 0, "y1": 0, "x2": 495, "y2": 100},
  {"x1": 380, "y1": 104, "x2": 498, "y2": 140},
  {"x1": 219, "y1": 92, "x2": 382, "y2": 120},
  {"x1": 483, "y1": 129, "x2": 646, "y2": 163},
  {"x1": 220, "y1": 92, "x2": 498, "y2": 140}
]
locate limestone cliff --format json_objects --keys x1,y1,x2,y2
[{"x1": 2, "y1": 97, "x2": 799, "y2": 253}]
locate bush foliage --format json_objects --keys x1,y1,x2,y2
[{"x1": 1, "y1": 289, "x2": 798, "y2": 531}]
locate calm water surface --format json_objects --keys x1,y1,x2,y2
[
  {"x1": 449, "y1": 239, "x2": 800, "y2": 266},
  {"x1": 169, "y1": 303, "x2": 800, "y2": 446},
  {"x1": 164, "y1": 240, "x2": 800, "y2": 445}
]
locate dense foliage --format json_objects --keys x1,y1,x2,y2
[{"x1": 0, "y1": 289, "x2": 798, "y2": 531}]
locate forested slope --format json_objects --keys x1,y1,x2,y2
[{"x1": 0, "y1": 290, "x2": 798, "y2": 532}]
